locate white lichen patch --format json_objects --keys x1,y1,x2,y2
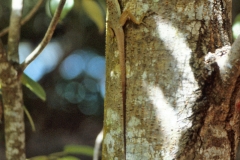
[
  {"x1": 203, "y1": 146, "x2": 230, "y2": 159},
  {"x1": 127, "y1": 139, "x2": 162, "y2": 159},
  {"x1": 104, "y1": 108, "x2": 123, "y2": 155},
  {"x1": 106, "y1": 108, "x2": 120, "y2": 126},
  {"x1": 104, "y1": 133, "x2": 115, "y2": 154},
  {"x1": 127, "y1": 116, "x2": 145, "y2": 138},
  {"x1": 9, "y1": 121, "x2": 24, "y2": 132}
]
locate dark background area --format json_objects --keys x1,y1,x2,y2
[{"x1": 0, "y1": 0, "x2": 239, "y2": 159}]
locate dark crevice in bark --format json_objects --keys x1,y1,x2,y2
[{"x1": 195, "y1": 20, "x2": 207, "y2": 58}]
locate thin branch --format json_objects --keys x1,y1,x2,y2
[
  {"x1": 0, "y1": 0, "x2": 44, "y2": 37},
  {"x1": 21, "y1": 0, "x2": 66, "y2": 70},
  {"x1": 7, "y1": 0, "x2": 24, "y2": 62},
  {"x1": 93, "y1": 129, "x2": 103, "y2": 160}
]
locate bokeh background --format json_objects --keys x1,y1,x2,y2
[{"x1": 0, "y1": 0, "x2": 239, "y2": 159}]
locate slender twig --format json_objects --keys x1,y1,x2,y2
[
  {"x1": 0, "y1": 0, "x2": 44, "y2": 37},
  {"x1": 21, "y1": 0, "x2": 66, "y2": 70},
  {"x1": 93, "y1": 129, "x2": 103, "y2": 160},
  {"x1": 23, "y1": 105, "x2": 36, "y2": 132},
  {"x1": 7, "y1": 0, "x2": 24, "y2": 62}
]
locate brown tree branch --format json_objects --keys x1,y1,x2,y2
[
  {"x1": 0, "y1": 0, "x2": 44, "y2": 37},
  {"x1": 2, "y1": 1, "x2": 26, "y2": 159},
  {"x1": 7, "y1": 0, "x2": 24, "y2": 62},
  {"x1": 21, "y1": 0, "x2": 66, "y2": 70}
]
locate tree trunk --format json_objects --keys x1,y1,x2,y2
[
  {"x1": 102, "y1": 0, "x2": 240, "y2": 159},
  {"x1": 1, "y1": 67, "x2": 25, "y2": 160},
  {"x1": 0, "y1": 41, "x2": 25, "y2": 160}
]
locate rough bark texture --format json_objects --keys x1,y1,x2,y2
[
  {"x1": 103, "y1": 0, "x2": 240, "y2": 159},
  {"x1": 0, "y1": 40, "x2": 25, "y2": 159},
  {"x1": 0, "y1": 1, "x2": 25, "y2": 159},
  {"x1": 1, "y1": 66, "x2": 25, "y2": 160}
]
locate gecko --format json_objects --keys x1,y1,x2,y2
[{"x1": 106, "y1": 0, "x2": 145, "y2": 158}]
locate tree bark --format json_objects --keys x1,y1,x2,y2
[
  {"x1": 103, "y1": 0, "x2": 240, "y2": 159},
  {"x1": 0, "y1": 41, "x2": 25, "y2": 160},
  {"x1": 0, "y1": 0, "x2": 26, "y2": 159}
]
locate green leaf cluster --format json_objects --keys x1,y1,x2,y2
[
  {"x1": 27, "y1": 145, "x2": 94, "y2": 160},
  {"x1": 233, "y1": 13, "x2": 240, "y2": 40},
  {"x1": 81, "y1": 0, "x2": 105, "y2": 33}
]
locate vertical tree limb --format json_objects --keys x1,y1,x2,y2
[
  {"x1": 0, "y1": 0, "x2": 66, "y2": 159},
  {"x1": 0, "y1": 1, "x2": 26, "y2": 159},
  {"x1": 8, "y1": 0, "x2": 23, "y2": 63},
  {"x1": 0, "y1": 0, "x2": 44, "y2": 37}
]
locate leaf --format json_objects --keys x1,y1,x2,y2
[
  {"x1": 24, "y1": 105, "x2": 36, "y2": 132},
  {"x1": 21, "y1": 73, "x2": 46, "y2": 101},
  {"x1": 49, "y1": 151, "x2": 66, "y2": 157},
  {"x1": 63, "y1": 145, "x2": 94, "y2": 157},
  {"x1": 58, "y1": 156, "x2": 80, "y2": 160},
  {"x1": 27, "y1": 155, "x2": 48, "y2": 160},
  {"x1": 82, "y1": 0, "x2": 105, "y2": 33}
]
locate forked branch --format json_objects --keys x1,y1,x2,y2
[{"x1": 0, "y1": 0, "x2": 44, "y2": 37}]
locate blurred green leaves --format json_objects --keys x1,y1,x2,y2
[
  {"x1": 63, "y1": 145, "x2": 94, "y2": 156},
  {"x1": 233, "y1": 13, "x2": 240, "y2": 40},
  {"x1": 58, "y1": 156, "x2": 80, "y2": 160},
  {"x1": 46, "y1": 0, "x2": 74, "y2": 21},
  {"x1": 82, "y1": 0, "x2": 105, "y2": 33},
  {"x1": 27, "y1": 144, "x2": 94, "y2": 160}
]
